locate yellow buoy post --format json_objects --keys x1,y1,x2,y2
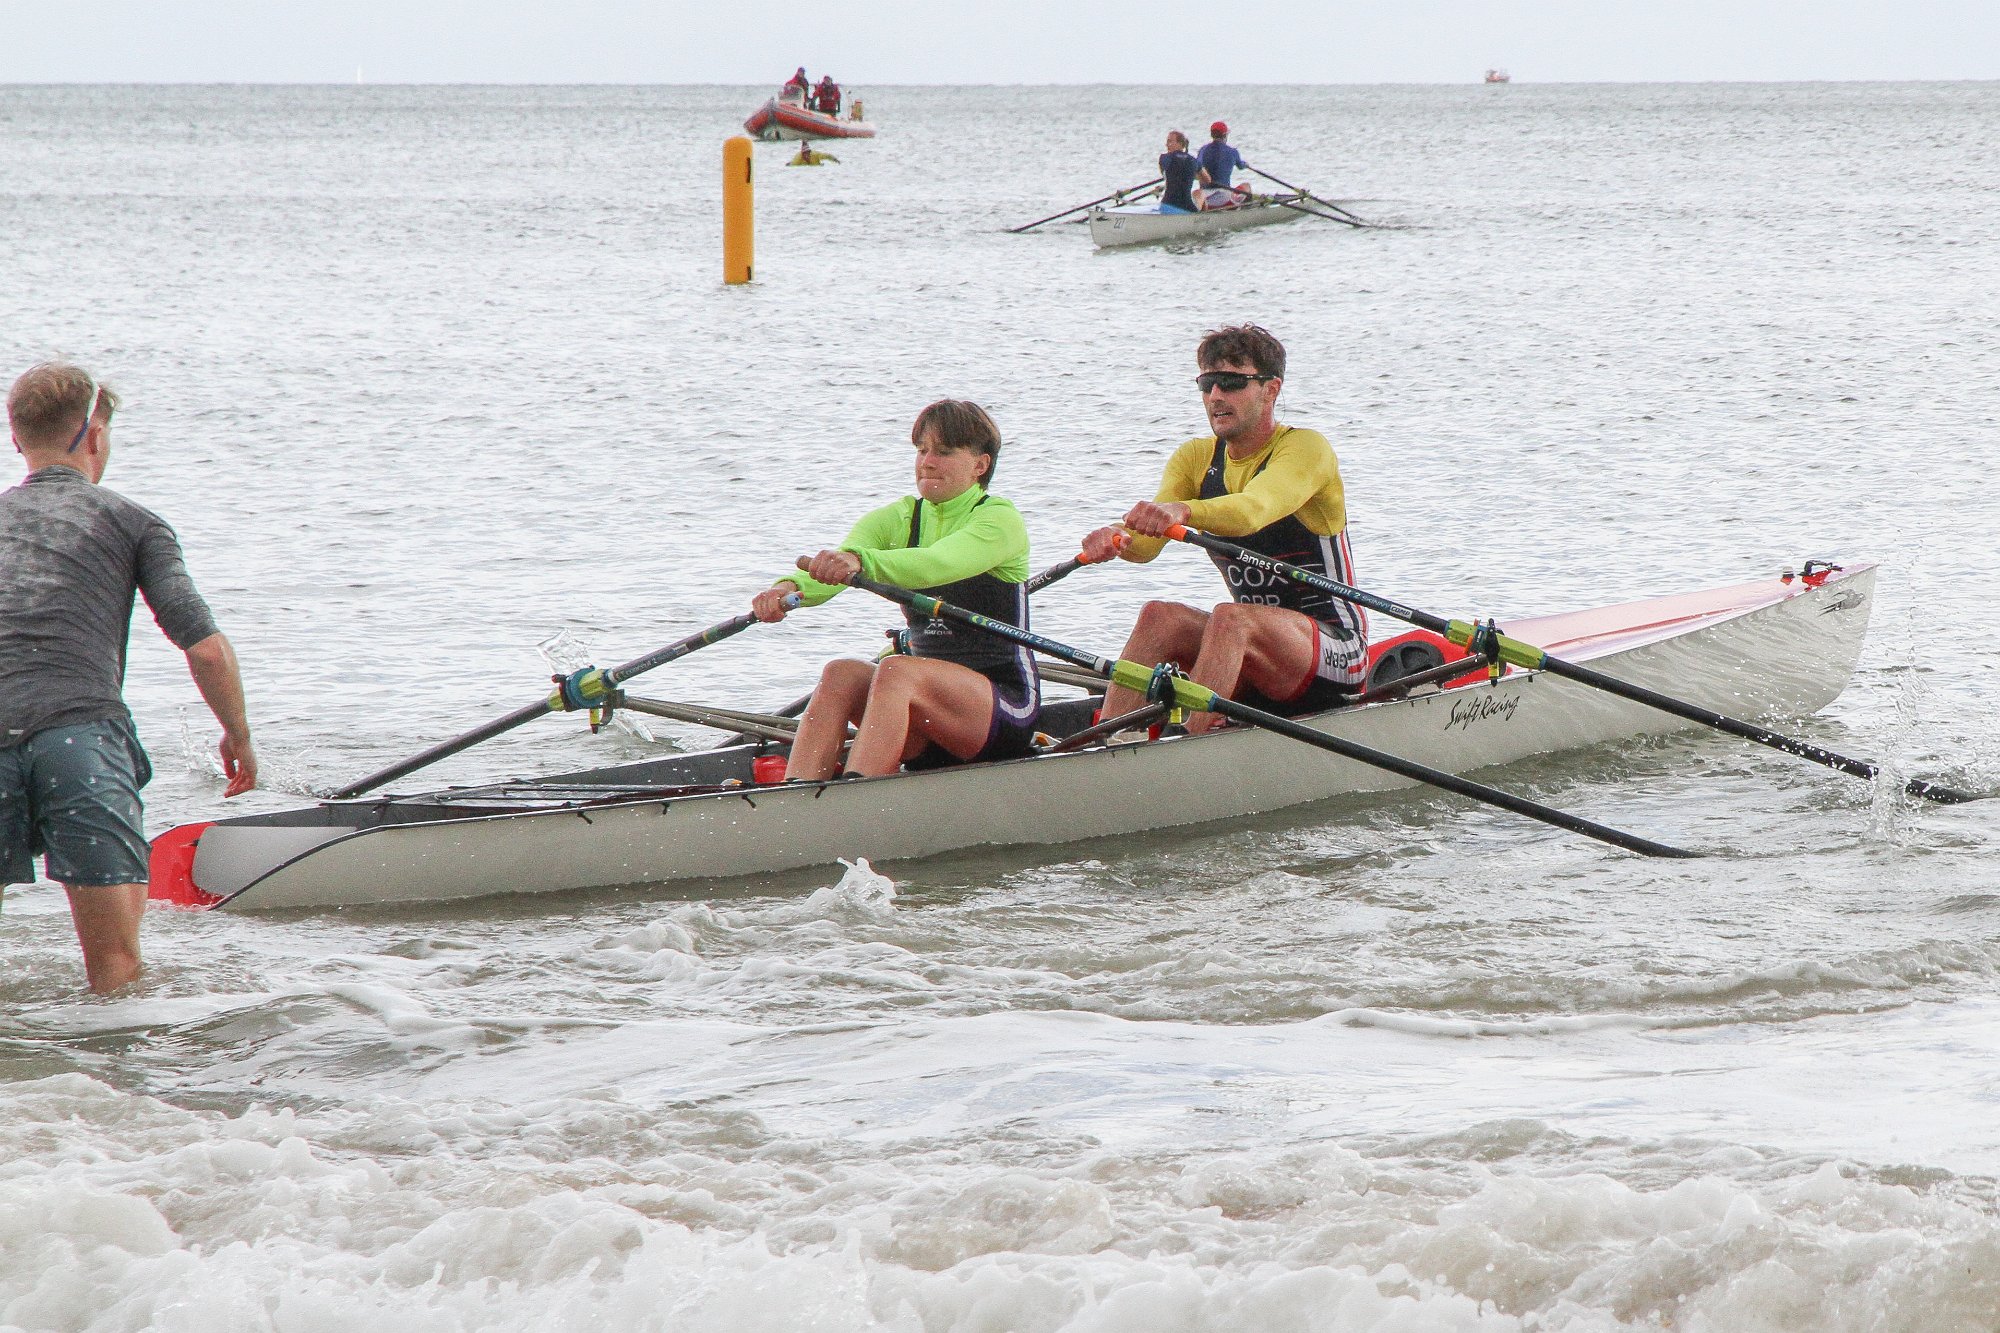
[{"x1": 723, "y1": 135, "x2": 753, "y2": 284}]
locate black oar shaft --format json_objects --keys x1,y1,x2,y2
[
  {"x1": 851, "y1": 575, "x2": 1114, "y2": 676},
  {"x1": 1532, "y1": 655, "x2": 1973, "y2": 803},
  {"x1": 1265, "y1": 193, "x2": 1367, "y2": 229},
  {"x1": 605, "y1": 613, "x2": 759, "y2": 684},
  {"x1": 1197, "y1": 695, "x2": 1699, "y2": 859},
  {"x1": 1025, "y1": 557, "x2": 1087, "y2": 595},
  {"x1": 1024, "y1": 541, "x2": 1124, "y2": 595},
  {"x1": 330, "y1": 612, "x2": 769, "y2": 800},
  {"x1": 1246, "y1": 166, "x2": 1367, "y2": 224},
  {"x1": 1008, "y1": 177, "x2": 1164, "y2": 233},
  {"x1": 1165, "y1": 526, "x2": 1977, "y2": 805},
  {"x1": 331, "y1": 697, "x2": 556, "y2": 799},
  {"x1": 848, "y1": 574, "x2": 1697, "y2": 858}
]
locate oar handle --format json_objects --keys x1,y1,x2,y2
[{"x1": 1024, "y1": 533, "x2": 1129, "y2": 595}]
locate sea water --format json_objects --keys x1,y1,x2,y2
[{"x1": 2, "y1": 82, "x2": 1999, "y2": 1330}]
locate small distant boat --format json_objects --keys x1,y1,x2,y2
[
  {"x1": 743, "y1": 91, "x2": 876, "y2": 141},
  {"x1": 1485, "y1": 68, "x2": 1512, "y2": 84},
  {"x1": 1087, "y1": 196, "x2": 1307, "y2": 249}
]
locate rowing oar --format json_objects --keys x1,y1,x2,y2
[
  {"x1": 1025, "y1": 532, "x2": 1131, "y2": 594},
  {"x1": 1007, "y1": 178, "x2": 1164, "y2": 233},
  {"x1": 722, "y1": 549, "x2": 1124, "y2": 747},
  {"x1": 329, "y1": 599, "x2": 798, "y2": 799},
  {"x1": 1245, "y1": 166, "x2": 1370, "y2": 226},
  {"x1": 847, "y1": 574, "x2": 1699, "y2": 859},
  {"x1": 1261, "y1": 193, "x2": 1368, "y2": 230},
  {"x1": 1162, "y1": 526, "x2": 1979, "y2": 805}
]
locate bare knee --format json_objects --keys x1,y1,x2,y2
[
  {"x1": 1135, "y1": 600, "x2": 1203, "y2": 633},
  {"x1": 1127, "y1": 601, "x2": 1209, "y2": 657},
  {"x1": 818, "y1": 658, "x2": 875, "y2": 691},
  {"x1": 1206, "y1": 601, "x2": 1259, "y2": 642},
  {"x1": 810, "y1": 658, "x2": 875, "y2": 708}
]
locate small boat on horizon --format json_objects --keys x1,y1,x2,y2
[{"x1": 1485, "y1": 68, "x2": 1512, "y2": 84}]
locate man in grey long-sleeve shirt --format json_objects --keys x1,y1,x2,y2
[{"x1": 3, "y1": 362, "x2": 257, "y2": 992}]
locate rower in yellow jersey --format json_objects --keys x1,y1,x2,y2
[{"x1": 1080, "y1": 323, "x2": 1365, "y2": 732}]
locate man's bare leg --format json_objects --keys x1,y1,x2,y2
[
  {"x1": 1098, "y1": 601, "x2": 1212, "y2": 720},
  {"x1": 1183, "y1": 603, "x2": 1321, "y2": 734},
  {"x1": 65, "y1": 882, "x2": 146, "y2": 993}
]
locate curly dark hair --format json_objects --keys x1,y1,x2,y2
[{"x1": 1196, "y1": 324, "x2": 1286, "y2": 380}]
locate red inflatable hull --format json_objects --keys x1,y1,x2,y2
[{"x1": 742, "y1": 98, "x2": 877, "y2": 142}]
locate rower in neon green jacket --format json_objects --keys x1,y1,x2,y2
[{"x1": 750, "y1": 400, "x2": 1038, "y2": 779}]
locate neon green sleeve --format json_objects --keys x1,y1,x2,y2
[
  {"x1": 775, "y1": 498, "x2": 914, "y2": 606},
  {"x1": 855, "y1": 496, "x2": 1030, "y2": 587}
]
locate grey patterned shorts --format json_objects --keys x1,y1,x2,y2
[{"x1": 0, "y1": 717, "x2": 153, "y2": 887}]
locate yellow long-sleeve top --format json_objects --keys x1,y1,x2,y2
[{"x1": 1120, "y1": 424, "x2": 1347, "y2": 564}]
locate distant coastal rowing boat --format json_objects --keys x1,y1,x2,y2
[
  {"x1": 1087, "y1": 196, "x2": 1309, "y2": 248},
  {"x1": 149, "y1": 565, "x2": 1876, "y2": 911}
]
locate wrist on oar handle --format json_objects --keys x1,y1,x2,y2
[{"x1": 1076, "y1": 531, "x2": 1132, "y2": 565}]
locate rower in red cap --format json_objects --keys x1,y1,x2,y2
[{"x1": 1196, "y1": 121, "x2": 1252, "y2": 209}]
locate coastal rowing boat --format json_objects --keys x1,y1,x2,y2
[
  {"x1": 149, "y1": 564, "x2": 1875, "y2": 911},
  {"x1": 1088, "y1": 197, "x2": 1307, "y2": 248},
  {"x1": 742, "y1": 96, "x2": 876, "y2": 141}
]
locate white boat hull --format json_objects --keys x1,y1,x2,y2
[
  {"x1": 1088, "y1": 200, "x2": 1305, "y2": 248},
  {"x1": 169, "y1": 567, "x2": 1878, "y2": 911}
]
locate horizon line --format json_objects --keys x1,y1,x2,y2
[{"x1": 5, "y1": 76, "x2": 1997, "y2": 89}]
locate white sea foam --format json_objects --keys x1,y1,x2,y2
[{"x1": 6, "y1": 1072, "x2": 1999, "y2": 1332}]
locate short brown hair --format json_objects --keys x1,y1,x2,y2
[
  {"x1": 8, "y1": 362, "x2": 119, "y2": 449},
  {"x1": 1196, "y1": 324, "x2": 1286, "y2": 380},
  {"x1": 911, "y1": 398, "x2": 1004, "y2": 483}
]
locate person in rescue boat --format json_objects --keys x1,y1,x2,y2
[
  {"x1": 1080, "y1": 324, "x2": 1365, "y2": 733},
  {"x1": 1195, "y1": 120, "x2": 1251, "y2": 209},
  {"x1": 1157, "y1": 130, "x2": 1202, "y2": 214},
  {"x1": 815, "y1": 75, "x2": 841, "y2": 115},
  {"x1": 783, "y1": 67, "x2": 809, "y2": 100},
  {"x1": 750, "y1": 400, "x2": 1039, "y2": 779}
]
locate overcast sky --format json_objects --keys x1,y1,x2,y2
[{"x1": 4, "y1": 1, "x2": 1996, "y2": 85}]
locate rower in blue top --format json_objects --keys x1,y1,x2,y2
[
  {"x1": 1196, "y1": 120, "x2": 1251, "y2": 209},
  {"x1": 1157, "y1": 130, "x2": 1201, "y2": 214}
]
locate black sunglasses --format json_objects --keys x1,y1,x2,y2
[{"x1": 1195, "y1": 371, "x2": 1277, "y2": 394}]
